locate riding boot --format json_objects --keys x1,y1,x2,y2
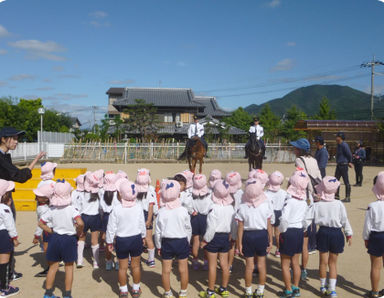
[
  {"x1": 244, "y1": 145, "x2": 249, "y2": 159},
  {"x1": 342, "y1": 185, "x2": 351, "y2": 203},
  {"x1": 335, "y1": 187, "x2": 340, "y2": 200},
  {"x1": 359, "y1": 175, "x2": 363, "y2": 186}
]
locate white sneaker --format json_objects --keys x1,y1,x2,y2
[{"x1": 93, "y1": 261, "x2": 99, "y2": 269}]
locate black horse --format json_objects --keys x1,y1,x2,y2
[{"x1": 246, "y1": 133, "x2": 263, "y2": 171}]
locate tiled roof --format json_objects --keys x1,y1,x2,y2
[{"x1": 194, "y1": 96, "x2": 231, "y2": 117}]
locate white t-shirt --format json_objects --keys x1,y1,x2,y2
[
  {"x1": 236, "y1": 200, "x2": 274, "y2": 230},
  {"x1": 265, "y1": 189, "x2": 288, "y2": 211},
  {"x1": 363, "y1": 200, "x2": 384, "y2": 240},
  {"x1": 41, "y1": 205, "x2": 81, "y2": 236},
  {"x1": 0, "y1": 204, "x2": 17, "y2": 239}
]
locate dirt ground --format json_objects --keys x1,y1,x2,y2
[{"x1": 11, "y1": 162, "x2": 384, "y2": 297}]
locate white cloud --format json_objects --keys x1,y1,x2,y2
[
  {"x1": 267, "y1": 0, "x2": 281, "y2": 8},
  {"x1": 89, "y1": 11, "x2": 108, "y2": 18},
  {"x1": 8, "y1": 40, "x2": 66, "y2": 61},
  {"x1": 271, "y1": 58, "x2": 294, "y2": 71},
  {"x1": 0, "y1": 25, "x2": 9, "y2": 37},
  {"x1": 8, "y1": 74, "x2": 36, "y2": 81},
  {"x1": 108, "y1": 79, "x2": 135, "y2": 85},
  {"x1": 33, "y1": 87, "x2": 54, "y2": 91},
  {"x1": 0, "y1": 49, "x2": 7, "y2": 55},
  {"x1": 286, "y1": 41, "x2": 296, "y2": 47},
  {"x1": 89, "y1": 20, "x2": 110, "y2": 27},
  {"x1": 44, "y1": 93, "x2": 88, "y2": 101},
  {"x1": 89, "y1": 10, "x2": 110, "y2": 27}
]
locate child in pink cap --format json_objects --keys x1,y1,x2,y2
[
  {"x1": 363, "y1": 172, "x2": 384, "y2": 298},
  {"x1": 236, "y1": 178, "x2": 274, "y2": 298},
  {"x1": 174, "y1": 173, "x2": 194, "y2": 215},
  {"x1": 0, "y1": 179, "x2": 19, "y2": 297},
  {"x1": 208, "y1": 169, "x2": 222, "y2": 189},
  {"x1": 135, "y1": 168, "x2": 157, "y2": 268},
  {"x1": 71, "y1": 174, "x2": 85, "y2": 213},
  {"x1": 305, "y1": 176, "x2": 352, "y2": 298},
  {"x1": 265, "y1": 171, "x2": 287, "y2": 258},
  {"x1": 106, "y1": 179, "x2": 146, "y2": 298},
  {"x1": 191, "y1": 174, "x2": 212, "y2": 271},
  {"x1": 38, "y1": 162, "x2": 57, "y2": 188},
  {"x1": 278, "y1": 170, "x2": 311, "y2": 298},
  {"x1": 155, "y1": 180, "x2": 192, "y2": 298},
  {"x1": 100, "y1": 172, "x2": 120, "y2": 271},
  {"x1": 77, "y1": 171, "x2": 103, "y2": 269},
  {"x1": 39, "y1": 180, "x2": 84, "y2": 298},
  {"x1": 254, "y1": 169, "x2": 269, "y2": 187},
  {"x1": 32, "y1": 182, "x2": 55, "y2": 277},
  {"x1": 225, "y1": 171, "x2": 243, "y2": 272},
  {"x1": 199, "y1": 180, "x2": 235, "y2": 298},
  {"x1": 181, "y1": 170, "x2": 194, "y2": 191}
]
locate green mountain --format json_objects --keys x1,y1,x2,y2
[{"x1": 244, "y1": 84, "x2": 384, "y2": 120}]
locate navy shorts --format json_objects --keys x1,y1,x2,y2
[
  {"x1": 161, "y1": 238, "x2": 189, "y2": 260},
  {"x1": 46, "y1": 233, "x2": 77, "y2": 263},
  {"x1": 43, "y1": 231, "x2": 51, "y2": 243},
  {"x1": 0, "y1": 230, "x2": 14, "y2": 254},
  {"x1": 273, "y1": 210, "x2": 282, "y2": 227},
  {"x1": 101, "y1": 212, "x2": 110, "y2": 233},
  {"x1": 82, "y1": 214, "x2": 102, "y2": 233},
  {"x1": 144, "y1": 210, "x2": 153, "y2": 230},
  {"x1": 368, "y1": 232, "x2": 384, "y2": 257},
  {"x1": 242, "y1": 230, "x2": 269, "y2": 257},
  {"x1": 316, "y1": 227, "x2": 344, "y2": 254},
  {"x1": 191, "y1": 213, "x2": 208, "y2": 236},
  {"x1": 204, "y1": 233, "x2": 230, "y2": 253},
  {"x1": 279, "y1": 228, "x2": 304, "y2": 257},
  {"x1": 116, "y1": 234, "x2": 143, "y2": 259}
]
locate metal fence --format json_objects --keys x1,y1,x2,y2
[
  {"x1": 10, "y1": 142, "x2": 65, "y2": 161},
  {"x1": 62, "y1": 143, "x2": 296, "y2": 163},
  {"x1": 38, "y1": 131, "x2": 75, "y2": 144}
]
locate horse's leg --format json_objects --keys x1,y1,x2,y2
[
  {"x1": 199, "y1": 158, "x2": 203, "y2": 174},
  {"x1": 188, "y1": 156, "x2": 192, "y2": 172},
  {"x1": 192, "y1": 158, "x2": 197, "y2": 174}
]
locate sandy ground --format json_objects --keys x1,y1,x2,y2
[{"x1": 11, "y1": 162, "x2": 384, "y2": 297}]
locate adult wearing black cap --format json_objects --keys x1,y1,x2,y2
[
  {"x1": 314, "y1": 136, "x2": 329, "y2": 178},
  {"x1": 335, "y1": 132, "x2": 353, "y2": 202},
  {"x1": 244, "y1": 117, "x2": 266, "y2": 159},
  {"x1": 0, "y1": 127, "x2": 45, "y2": 282},
  {"x1": 187, "y1": 115, "x2": 208, "y2": 152},
  {"x1": 352, "y1": 140, "x2": 366, "y2": 187}
]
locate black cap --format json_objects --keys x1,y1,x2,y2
[
  {"x1": 193, "y1": 115, "x2": 198, "y2": 120},
  {"x1": 0, "y1": 127, "x2": 25, "y2": 139},
  {"x1": 253, "y1": 117, "x2": 259, "y2": 122},
  {"x1": 314, "y1": 136, "x2": 324, "y2": 145},
  {"x1": 336, "y1": 132, "x2": 345, "y2": 140}
]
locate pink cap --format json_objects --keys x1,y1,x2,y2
[
  {"x1": 225, "y1": 171, "x2": 242, "y2": 194},
  {"x1": 212, "y1": 179, "x2": 233, "y2": 206},
  {"x1": 255, "y1": 169, "x2": 269, "y2": 186},
  {"x1": 75, "y1": 174, "x2": 85, "y2": 192},
  {"x1": 84, "y1": 172, "x2": 101, "y2": 194},
  {"x1": 135, "y1": 168, "x2": 151, "y2": 193},
  {"x1": 50, "y1": 180, "x2": 73, "y2": 207},
  {"x1": 116, "y1": 170, "x2": 128, "y2": 180},
  {"x1": 93, "y1": 169, "x2": 104, "y2": 188},
  {"x1": 33, "y1": 183, "x2": 55, "y2": 199},
  {"x1": 372, "y1": 171, "x2": 384, "y2": 201},
  {"x1": 0, "y1": 180, "x2": 15, "y2": 198},
  {"x1": 315, "y1": 176, "x2": 340, "y2": 202},
  {"x1": 243, "y1": 178, "x2": 267, "y2": 208},
  {"x1": 181, "y1": 170, "x2": 193, "y2": 189},
  {"x1": 209, "y1": 169, "x2": 222, "y2": 189},
  {"x1": 40, "y1": 162, "x2": 57, "y2": 181},
  {"x1": 161, "y1": 180, "x2": 181, "y2": 210},
  {"x1": 248, "y1": 169, "x2": 257, "y2": 179},
  {"x1": 117, "y1": 179, "x2": 137, "y2": 208},
  {"x1": 192, "y1": 174, "x2": 209, "y2": 197},
  {"x1": 268, "y1": 171, "x2": 284, "y2": 192},
  {"x1": 287, "y1": 170, "x2": 310, "y2": 200},
  {"x1": 104, "y1": 172, "x2": 118, "y2": 192}
]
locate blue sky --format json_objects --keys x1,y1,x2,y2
[{"x1": 0, "y1": 0, "x2": 383, "y2": 127}]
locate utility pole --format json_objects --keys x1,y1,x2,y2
[
  {"x1": 361, "y1": 56, "x2": 384, "y2": 120},
  {"x1": 92, "y1": 106, "x2": 96, "y2": 133}
]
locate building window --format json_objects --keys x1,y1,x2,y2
[{"x1": 163, "y1": 113, "x2": 173, "y2": 122}]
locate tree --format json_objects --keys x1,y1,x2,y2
[
  {"x1": 280, "y1": 105, "x2": 307, "y2": 141},
  {"x1": 123, "y1": 99, "x2": 160, "y2": 142},
  {"x1": 259, "y1": 104, "x2": 281, "y2": 142},
  {"x1": 313, "y1": 96, "x2": 336, "y2": 120},
  {"x1": 222, "y1": 107, "x2": 253, "y2": 132}
]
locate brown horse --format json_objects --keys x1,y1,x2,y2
[
  {"x1": 246, "y1": 134, "x2": 263, "y2": 171},
  {"x1": 178, "y1": 137, "x2": 206, "y2": 173}
]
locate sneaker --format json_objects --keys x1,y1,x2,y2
[
  {"x1": 365, "y1": 291, "x2": 380, "y2": 298},
  {"x1": 179, "y1": 292, "x2": 188, "y2": 298},
  {"x1": 292, "y1": 286, "x2": 300, "y2": 297},
  {"x1": 10, "y1": 272, "x2": 22, "y2": 281},
  {"x1": 162, "y1": 294, "x2": 175, "y2": 298},
  {"x1": 119, "y1": 291, "x2": 128, "y2": 298},
  {"x1": 215, "y1": 287, "x2": 229, "y2": 297},
  {"x1": 76, "y1": 262, "x2": 84, "y2": 269},
  {"x1": 199, "y1": 291, "x2": 216, "y2": 298},
  {"x1": 275, "y1": 250, "x2": 281, "y2": 258},
  {"x1": 63, "y1": 296, "x2": 73, "y2": 298},
  {"x1": 308, "y1": 250, "x2": 317, "y2": 255},
  {"x1": 254, "y1": 293, "x2": 264, "y2": 298},
  {"x1": 229, "y1": 265, "x2": 233, "y2": 273},
  {"x1": 192, "y1": 259, "x2": 200, "y2": 270},
  {"x1": 326, "y1": 290, "x2": 337, "y2": 297},
  {"x1": 43, "y1": 295, "x2": 60, "y2": 298},
  {"x1": 146, "y1": 260, "x2": 155, "y2": 268},
  {"x1": 93, "y1": 261, "x2": 99, "y2": 269},
  {"x1": 131, "y1": 289, "x2": 142, "y2": 298},
  {"x1": 300, "y1": 269, "x2": 308, "y2": 281},
  {"x1": 243, "y1": 293, "x2": 253, "y2": 298},
  {"x1": 279, "y1": 290, "x2": 293, "y2": 298},
  {"x1": 105, "y1": 260, "x2": 113, "y2": 271},
  {"x1": 320, "y1": 286, "x2": 328, "y2": 295},
  {"x1": 115, "y1": 261, "x2": 119, "y2": 271},
  {"x1": 36, "y1": 267, "x2": 49, "y2": 277},
  {"x1": 1, "y1": 286, "x2": 20, "y2": 297}
]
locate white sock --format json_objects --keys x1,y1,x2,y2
[
  {"x1": 148, "y1": 248, "x2": 155, "y2": 261},
  {"x1": 120, "y1": 285, "x2": 128, "y2": 293},
  {"x1": 165, "y1": 290, "x2": 173, "y2": 296},
  {"x1": 328, "y1": 278, "x2": 337, "y2": 291},
  {"x1": 132, "y1": 283, "x2": 140, "y2": 291},
  {"x1": 257, "y1": 285, "x2": 265, "y2": 294},
  {"x1": 320, "y1": 278, "x2": 327, "y2": 287},
  {"x1": 246, "y1": 286, "x2": 252, "y2": 294},
  {"x1": 91, "y1": 244, "x2": 100, "y2": 265},
  {"x1": 77, "y1": 241, "x2": 85, "y2": 264},
  {"x1": 180, "y1": 289, "x2": 187, "y2": 296}
]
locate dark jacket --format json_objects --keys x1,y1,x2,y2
[
  {"x1": 336, "y1": 142, "x2": 352, "y2": 164},
  {"x1": 353, "y1": 147, "x2": 366, "y2": 163},
  {"x1": 315, "y1": 147, "x2": 329, "y2": 170},
  {"x1": 0, "y1": 151, "x2": 32, "y2": 183}
]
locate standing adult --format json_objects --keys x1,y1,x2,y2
[
  {"x1": 0, "y1": 127, "x2": 45, "y2": 281},
  {"x1": 290, "y1": 138, "x2": 322, "y2": 281},
  {"x1": 352, "y1": 140, "x2": 366, "y2": 187},
  {"x1": 334, "y1": 132, "x2": 353, "y2": 203},
  {"x1": 314, "y1": 136, "x2": 329, "y2": 178}
]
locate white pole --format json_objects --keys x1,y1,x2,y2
[{"x1": 40, "y1": 114, "x2": 43, "y2": 152}]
